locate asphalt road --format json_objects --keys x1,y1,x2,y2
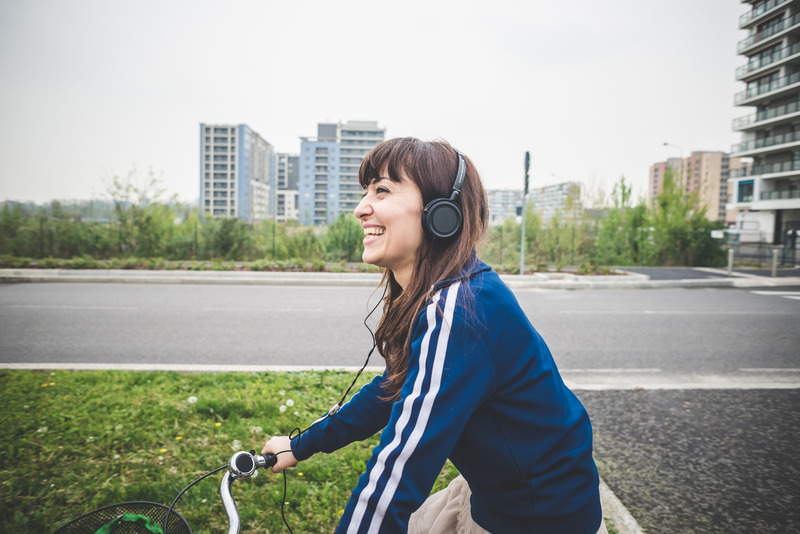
[
  {"x1": 2, "y1": 281, "x2": 800, "y2": 533},
  {"x1": 1, "y1": 283, "x2": 798, "y2": 380}
]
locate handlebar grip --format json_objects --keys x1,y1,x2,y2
[{"x1": 261, "y1": 453, "x2": 277, "y2": 468}]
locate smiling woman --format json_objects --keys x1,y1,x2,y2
[{"x1": 262, "y1": 137, "x2": 607, "y2": 534}]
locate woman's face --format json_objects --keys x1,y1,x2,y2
[{"x1": 354, "y1": 167, "x2": 424, "y2": 287}]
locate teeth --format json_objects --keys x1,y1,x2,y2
[{"x1": 364, "y1": 228, "x2": 385, "y2": 236}]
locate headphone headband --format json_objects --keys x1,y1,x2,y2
[{"x1": 450, "y1": 149, "x2": 466, "y2": 201}]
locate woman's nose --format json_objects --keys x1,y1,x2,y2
[{"x1": 354, "y1": 194, "x2": 372, "y2": 219}]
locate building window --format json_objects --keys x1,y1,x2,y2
[{"x1": 738, "y1": 180, "x2": 754, "y2": 202}]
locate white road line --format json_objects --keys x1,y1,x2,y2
[
  {"x1": 0, "y1": 362, "x2": 385, "y2": 373},
  {"x1": 751, "y1": 291, "x2": 800, "y2": 296},
  {"x1": 558, "y1": 310, "x2": 790, "y2": 315},
  {"x1": 201, "y1": 307, "x2": 322, "y2": 312},
  {"x1": 5, "y1": 304, "x2": 137, "y2": 310},
  {"x1": 561, "y1": 368, "x2": 662, "y2": 374},
  {"x1": 740, "y1": 368, "x2": 800, "y2": 373},
  {"x1": 3, "y1": 364, "x2": 798, "y2": 390}
]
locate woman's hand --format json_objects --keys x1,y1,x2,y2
[{"x1": 262, "y1": 435, "x2": 298, "y2": 473}]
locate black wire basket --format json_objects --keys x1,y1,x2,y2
[{"x1": 51, "y1": 501, "x2": 192, "y2": 534}]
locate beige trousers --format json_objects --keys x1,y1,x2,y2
[{"x1": 407, "y1": 475, "x2": 609, "y2": 534}]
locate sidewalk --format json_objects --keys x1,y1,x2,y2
[{"x1": 2, "y1": 266, "x2": 799, "y2": 289}]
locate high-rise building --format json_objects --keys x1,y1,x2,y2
[
  {"x1": 274, "y1": 152, "x2": 299, "y2": 223},
  {"x1": 730, "y1": 1, "x2": 800, "y2": 244},
  {"x1": 487, "y1": 189, "x2": 523, "y2": 225},
  {"x1": 297, "y1": 121, "x2": 385, "y2": 225},
  {"x1": 649, "y1": 152, "x2": 743, "y2": 221},
  {"x1": 199, "y1": 123, "x2": 274, "y2": 222},
  {"x1": 528, "y1": 182, "x2": 581, "y2": 225}
]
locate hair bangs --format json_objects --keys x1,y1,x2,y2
[{"x1": 358, "y1": 137, "x2": 421, "y2": 188}]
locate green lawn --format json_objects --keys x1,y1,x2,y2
[{"x1": 0, "y1": 369, "x2": 462, "y2": 533}]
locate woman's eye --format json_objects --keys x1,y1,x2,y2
[{"x1": 376, "y1": 187, "x2": 389, "y2": 194}]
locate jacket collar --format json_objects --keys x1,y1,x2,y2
[{"x1": 432, "y1": 251, "x2": 492, "y2": 291}]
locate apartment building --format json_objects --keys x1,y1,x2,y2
[
  {"x1": 487, "y1": 189, "x2": 523, "y2": 225},
  {"x1": 528, "y1": 182, "x2": 582, "y2": 225},
  {"x1": 649, "y1": 152, "x2": 743, "y2": 221},
  {"x1": 274, "y1": 153, "x2": 299, "y2": 223},
  {"x1": 297, "y1": 121, "x2": 385, "y2": 225},
  {"x1": 199, "y1": 123, "x2": 274, "y2": 222},
  {"x1": 730, "y1": 0, "x2": 800, "y2": 244}
]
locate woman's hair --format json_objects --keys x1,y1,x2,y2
[{"x1": 358, "y1": 137, "x2": 488, "y2": 399}]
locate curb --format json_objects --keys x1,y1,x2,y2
[
  {"x1": 600, "y1": 477, "x2": 644, "y2": 534},
  {"x1": 2, "y1": 268, "x2": 798, "y2": 289}
]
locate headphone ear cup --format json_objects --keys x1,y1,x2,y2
[{"x1": 422, "y1": 198, "x2": 463, "y2": 239}]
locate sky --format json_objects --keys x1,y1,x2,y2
[{"x1": 0, "y1": 0, "x2": 747, "y2": 206}]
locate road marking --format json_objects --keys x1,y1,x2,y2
[
  {"x1": 751, "y1": 291, "x2": 800, "y2": 296},
  {"x1": 559, "y1": 310, "x2": 789, "y2": 315},
  {"x1": 4, "y1": 364, "x2": 798, "y2": 390},
  {"x1": 201, "y1": 307, "x2": 322, "y2": 312},
  {"x1": 5, "y1": 304, "x2": 137, "y2": 310},
  {"x1": 740, "y1": 368, "x2": 800, "y2": 373},
  {"x1": 0, "y1": 362, "x2": 385, "y2": 373},
  {"x1": 561, "y1": 368, "x2": 662, "y2": 373}
]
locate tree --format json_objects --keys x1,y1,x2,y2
[{"x1": 323, "y1": 214, "x2": 363, "y2": 262}]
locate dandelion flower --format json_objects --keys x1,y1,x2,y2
[
  {"x1": 86, "y1": 436, "x2": 95, "y2": 443},
  {"x1": 294, "y1": 411, "x2": 299, "y2": 417},
  {"x1": 231, "y1": 439, "x2": 242, "y2": 451},
  {"x1": 279, "y1": 390, "x2": 286, "y2": 396},
  {"x1": 175, "y1": 436, "x2": 182, "y2": 440},
  {"x1": 160, "y1": 448, "x2": 167, "y2": 453},
  {"x1": 215, "y1": 422, "x2": 222, "y2": 427},
  {"x1": 279, "y1": 405, "x2": 287, "y2": 413},
  {"x1": 188, "y1": 396, "x2": 198, "y2": 404},
  {"x1": 41, "y1": 383, "x2": 48, "y2": 388},
  {"x1": 37, "y1": 426, "x2": 48, "y2": 434},
  {"x1": 298, "y1": 472, "x2": 303, "y2": 476},
  {"x1": 115, "y1": 424, "x2": 124, "y2": 431},
  {"x1": 339, "y1": 509, "x2": 345, "y2": 516},
  {"x1": 49, "y1": 382, "x2": 55, "y2": 386},
  {"x1": 251, "y1": 426, "x2": 263, "y2": 434},
  {"x1": 286, "y1": 399, "x2": 294, "y2": 407}
]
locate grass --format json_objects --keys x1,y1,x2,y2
[
  {"x1": 2, "y1": 369, "x2": 617, "y2": 533},
  {"x1": 0, "y1": 369, "x2": 460, "y2": 533}
]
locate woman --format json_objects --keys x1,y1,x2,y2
[{"x1": 263, "y1": 137, "x2": 606, "y2": 534}]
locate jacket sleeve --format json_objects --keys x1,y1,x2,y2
[
  {"x1": 336, "y1": 281, "x2": 495, "y2": 534},
  {"x1": 291, "y1": 371, "x2": 393, "y2": 461}
]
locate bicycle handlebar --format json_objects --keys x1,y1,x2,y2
[{"x1": 221, "y1": 450, "x2": 277, "y2": 534}]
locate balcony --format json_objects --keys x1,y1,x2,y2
[
  {"x1": 753, "y1": 187, "x2": 800, "y2": 209},
  {"x1": 736, "y1": 42, "x2": 800, "y2": 80},
  {"x1": 760, "y1": 188, "x2": 800, "y2": 200},
  {"x1": 730, "y1": 160, "x2": 800, "y2": 178},
  {"x1": 738, "y1": 12, "x2": 800, "y2": 53},
  {"x1": 739, "y1": 0, "x2": 792, "y2": 29},
  {"x1": 731, "y1": 129, "x2": 800, "y2": 156},
  {"x1": 735, "y1": 71, "x2": 800, "y2": 105},
  {"x1": 733, "y1": 100, "x2": 800, "y2": 130}
]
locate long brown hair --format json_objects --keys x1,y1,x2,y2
[{"x1": 358, "y1": 137, "x2": 488, "y2": 400}]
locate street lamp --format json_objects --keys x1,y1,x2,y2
[
  {"x1": 663, "y1": 142, "x2": 685, "y2": 187},
  {"x1": 520, "y1": 151, "x2": 530, "y2": 276}
]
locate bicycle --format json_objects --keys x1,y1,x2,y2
[{"x1": 51, "y1": 450, "x2": 278, "y2": 534}]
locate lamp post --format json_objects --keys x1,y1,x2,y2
[
  {"x1": 663, "y1": 141, "x2": 685, "y2": 188},
  {"x1": 520, "y1": 151, "x2": 530, "y2": 276}
]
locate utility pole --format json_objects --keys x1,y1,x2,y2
[{"x1": 520, "y1": 151, "x2": 530, "y2": 276}]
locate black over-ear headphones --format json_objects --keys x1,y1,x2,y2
[{"x1": 421, "y1": 149, "x2": 466, "y2": 239}]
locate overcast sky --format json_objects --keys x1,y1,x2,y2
[{"x1": 0, "y1": 0, "x2": 747, "y2": 206}]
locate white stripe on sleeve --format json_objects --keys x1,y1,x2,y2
[{"x1": 346, "y1": 282, "x2": 461, "y2": 534}]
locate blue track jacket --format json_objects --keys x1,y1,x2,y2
[{"x1": 291, "y1": 258, "x2": 601, "y2": 533}]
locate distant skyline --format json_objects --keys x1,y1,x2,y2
[{"x1": 1, "y1": 0, "x2": 746, "y2": 206}]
